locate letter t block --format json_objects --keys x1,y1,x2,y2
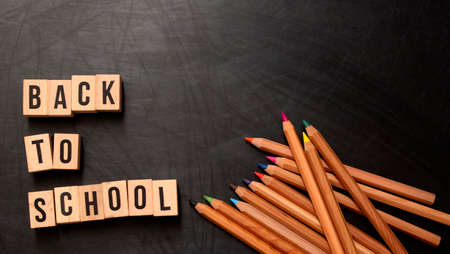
[{"x1": 24, "y1": 133, "x2": 53, "y2": 173}]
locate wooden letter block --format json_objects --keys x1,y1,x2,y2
[
  {"x1": 28, "y1": 190, "x2": 56, "y2": 228},
  {"x1": 48, "y1": 80, "x2": 72, "y2": 117},
  {"x1": 24, "y1": 134, "x2": 53, "y2": 173},
  {"x1": 95, "y1": 74, "x2": 122, "y2": 112},
  {"x1": 152, "y1": 179, "x2": 178, "y2": 216},
  {"x1": 127, "y1": 179, "x2": 153, "y2": 216},
  {"x1": 102, "y1": 180, "x2": 129, "y2": 218},
  {"x1": 79, "y1": 184, "x2": 105, "y2": 222},
  {"x1": 71, "y1": 75, "x2": 96, "y2": 112},
  {"x1": 52, "y1": 133, "x2": 81, "y2": 170},
  {"x1": 54, "y1": 186, "x2": 81, "y2": 224},
  {"x1": 23, "y1": 79, "x2": 48, "y2": 117}
]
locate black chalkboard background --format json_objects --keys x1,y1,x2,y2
[{"x1": 0, "y1": 0, "x2": 449, "y2": 253}]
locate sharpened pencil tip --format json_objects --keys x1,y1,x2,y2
[
  {"x1": 244, "y1": 137, "x2": 254, "y2": 143},
  {"x1": 243, "y1": 178, "x2": 251, "y2": 185},
  {"x1": 303, "y1": 120, "x2": 311, "y2": 127},
  {"x1": 281, "y1": 112, "x2": 289, "y2": 122},
  {"x1": 257, "y1": 163, "x2": 268, "y2": 170},
  {"x1": 229, "y1": 184, "x2": 237, "y2": 191},
  {"x1": 230, "y1": 198, "x2": 239, "y2": 206},
  {"x1": 202, "y1": 195, "x2": 214, "y2": 204},
  {"x1": 254, "y1": 171, "x2": 265, "y2": 180},
  {"x1": 266, "y1": 156, "x2": 277, "y2": 163},
  {"x1": 302, "y1": 132, "x2": 310, "y2": 144},
  {"x1": 189, "y1": 199, "x2": 197, "y2": 207}
]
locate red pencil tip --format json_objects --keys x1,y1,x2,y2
[
  {"x1": 281, "y1": 112, "x2": 289, "y2": 122},
  {"x1": 266, "y1": 156, "x2": 277, "y2": 163},
  {"x1": 254, "y1": 171, "x2": 265, "y2": 180},
  {"x1": 244, "y1": 137, "x2": 254, "y2": 143}
]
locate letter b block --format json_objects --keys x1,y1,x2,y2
[
  {"x1": 53, "y1": 133, "x2": 81, "y2": 170},
  {"x1": 54, "y1": 186, "x2": 81, "y2": 224},
  {"x1": 72, "y1": 75, "x2": 96, "y2": 113},
  {"x1": 23, "y1": 80, "x2": 48, "y2": 116},
  {"x1": 95, "y1": 74, "x2": 122, "y2": 112},
  {"x1": 152, "y1": 179, "x2": 178, "y2": 216},
  {"x1": 28, "y1": 190, "x2": 56, "y2": 228},
  {"x1": 24, "y1": 134, "x2": 53, "y2": 173},
  {"x1": 102, "y1": 180, "x2": 129, "y2": 218},
  {"x1": 79, "y1": 184, "x2": 105, "y2": 222}
]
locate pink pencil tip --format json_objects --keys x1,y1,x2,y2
[
  {"x1": 281, "y1": 112, "x2": 289, "y2": 122},
  {"x1": 266, "y1": 156, "x2": 277, "y2": 163}
]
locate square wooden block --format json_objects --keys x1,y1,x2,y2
[
  {"x1": 52, "y1": 133, "x2": 81, "y2": 170},
  {"x1": 152, "y1": 179, "x2": 178, "y2": 216},
  {"x1": 95, "y1": 74, "x2": 122, "y2": 112},
  {"x1": 102, "y1": 180, "x2": 129, "y2": 218},
  {"x1": 79, "y1": 184, "x2": 105, "y2": 222},
  {"x1": 24, "y1": 133, "x2": 53, "y2": 173},
  {"x1": 48, "y1": 80, "x2": 72, "y2": 117},
  {"x1": 23, "y1": 79, "x2": 48, "y2": 117},
  {"x1": 127, "y1": 179, "x2": 153, "y2": 216},
  {"x1": 54, "y1": 186, "x2": 81, "y2": 224},
  {"x1": 28, "y1": 190, "x2": 56, "y2": 228},
  {"x1": 71, "y1": 75, "x2": 96, "y2": 113}
]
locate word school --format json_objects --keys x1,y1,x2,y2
[
  {"x1": 23, "y1": 74, "x2": 122, "y2": 117},
  {"x1": 28, "y1": 179, "x2": 178, "y2": 228}
]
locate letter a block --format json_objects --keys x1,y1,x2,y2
[
  {"x1": 28, "y1": 190, "x2": 56, "y2": 228},
  {"x1": 54, "y1": 186, "x2": 81, "y2": 224},
  {"x1": 127, "y1": 179, "x2": 153, "y2": 216},
  {"x1": 79, "y1": 184, "x2": 104, "y2": 222},
  {"x1": 95, "y1": 74, "x2": 122, "y2": 112},
  {"x1": 23, "y1": 79, "x2": 48, "y2": 116},
  {"x1": 52, "y1": 133, "x2": 81, "y2": 170},
  {"x1": 24, "y1": 134, "x2": 53, "y2": 173},
  {"x1": 48, "y1": 80, "x2": 72, "y2": 116},
  {"x1": 72, "y1": 75, "x2": 96, "y2": 113},
  {"x1": 102, "y1": 180, "x2": 129, "y2": 218},
  {"x1": 152, "y1": 179, "x2": 178, "y2": 216}
]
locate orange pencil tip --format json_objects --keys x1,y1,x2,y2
[{"x1": 244, "y1": 137, "x2": 254, "y2": 143}]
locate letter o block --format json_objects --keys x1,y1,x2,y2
[
  {"x1": 71, "y1": 75, "x2": 96, "y2": 113},
  {"x1": 24, "y1": 134, "x2": 53, "y2": 173},
  {"x1": 54, "y1": 186, "x2": 80, "y2": 224},
  {"x1": 23, "y1": 79, "x2": 48, "y2": 117},
  {"x1": 152, "y1": 179, "x2": 178, "y2": 216},
  {"x1": 28, "y1": 190, "x2": 56, "y2": 228},
  {"x1": 127, "y1": 179, "x2": 153, "y2": 216},
  {"x1": 102, "y1": 180, "x2": 129, "y2": 218},
  {"x1": 53, "y1": 133, "x2": 81, "y2": 170}
]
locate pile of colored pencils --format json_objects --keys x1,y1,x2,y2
[{"x1": 191, "y1": 113, "x2": 449, "y2": 253}]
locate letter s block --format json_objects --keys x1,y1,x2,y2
[
  {"x1": 95, "y1": 74, "x2": 122, "y2": 112},
  {"x1": 102, "y1": 180, "x2": 129, "y2": 218},
  {"x1": 23, "y1": 79, "x2": 48, "y2": 117},
  {"x1": 52, "y1": 133, "x2": 81, "y2": 170},
  {"x1": 71, "y1": 75, "x2": 96, "y2": 113},
  {"x1": 24, "y1": 134, "x2": 53, "y2": 173},
  {"x1": 152, "y1": 179, "x2": 178, "y2": 216},
  {"x1": 54, "y1": 186, "x2": 81, "y2": 224},
  {"x1": 28, "y1": 190, "x2": 56, "y2": 228}
]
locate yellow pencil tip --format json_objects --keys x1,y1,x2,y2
[{"x1": 302, "y1": 132, "x2": 310, "y2": 144}]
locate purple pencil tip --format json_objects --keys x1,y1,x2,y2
[{"x1": 242, "y1": 178, "x2": 251, "y2": 185}]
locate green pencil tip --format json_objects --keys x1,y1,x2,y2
[
  {"x1": 303, "y1": 120, "x2": 311, "y2": 127},
  {"x1": 202, "y1": 195, "x2": 214, "y2": 204}
]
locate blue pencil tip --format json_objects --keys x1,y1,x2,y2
[
  {"x1": 257, "y1": 163, "x2": 268, "y2": 170},
  {"x1": 230, "y1": 198, "x2": 239, "y2": 206},
  {"x1": 242, "y1": 178, "x2": 251, "y2": 185}
]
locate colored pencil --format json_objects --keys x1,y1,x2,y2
[
  {"x1": 281, "y1": 113, "x2": 345, "y2": 254},
  {"x1": 248, "y1": 177, "x2": 381, "y2": 254},
  {"x1": 190, "y1": 200, "x2": 282, "y2": 254},
  {"x1": 303, "y1": 133, "x2": 357, "y2": 253},
  {"x1": 261, "y1": 163, "x2": 441, "y2": 247},
  {"x1": 230, "y1": 184, "x2": 331, "y2": 253},
  {"x1": 246, "y1": 137, "x2": 435, "y2": 205},
  {"x1": 231, "y1": 198, "x2": 324, "y2": 254},
  {"x1": 256, "y1": 171, "x2": 392, "y2": 254},
  {"x1": 203, "y1": 195, "x2": 304, "y2": 254}
]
